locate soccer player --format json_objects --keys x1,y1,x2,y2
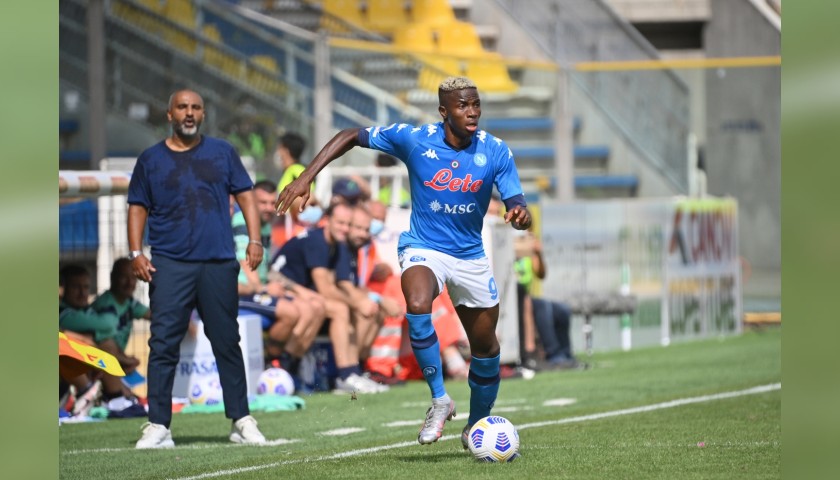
[{"x1": 275, "y1": 77, "x2": 532, "y2": 447}]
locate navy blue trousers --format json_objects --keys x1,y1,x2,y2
[{"x1": 147, "y1": 256, "x2": 249, "y2": 427}]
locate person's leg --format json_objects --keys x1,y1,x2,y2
[
  {"x1": 196, "y1": 259, "x2": 249, "y2": 422},
  {"x1": 457, "y1": 304, "x2": 501, "y2": 426},
  {"x1": 326, "y1": 298, "x2": 355, "y2": 371},
  {"x1": 401, "y1": 265, "x2": 444, "y2": 399},
  {"x1": 520, "y1": 291, "x2": 539, "y2": 369},
  {"x1": 402, "y1": 262, "x2": 454, "y2": 443},
  {"x1": 268, "y1": 298, "x2": 299, "y2": 345},
  {"x1": 553, "y1": 301, "x2": 574, "y2": 359},
  {"x1": 356, "y1": 307, "x2": 385, "y2": 363},
  {"x1": 532, "y1": 297, "x2": 562, "y2": 359},
  {"x1": 146, "y1": 256, "x2": 198, "y2": 428},
  {"x1": 284, "y1": 293, "x2": 326, "y2": 357}
]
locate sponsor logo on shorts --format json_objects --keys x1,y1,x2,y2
[{"x1": 410, "y1": 255, "x2": 426, "y2": 262}]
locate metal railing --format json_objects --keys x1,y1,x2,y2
[
  {"x1": 494, "y1": 0, "x2": 692, "y2": 192},
  {"x1": 59, "y1": 0, "x2": 434, "y2": 160}
]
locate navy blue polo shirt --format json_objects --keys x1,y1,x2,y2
[
  {"x1": 127, "y1": 136, "x2": 253, "y2": 261},
  {"x1": 269, "y1": 227, "x2": 352, "y2": 290}
]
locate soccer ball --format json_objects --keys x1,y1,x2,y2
[
  {"x1": 467, "y1": 416, "x2": 520, "y2": 462},
  {"x1": 189, "y1": 374, "x2": 224, "y2": 405},
  {"x1": 257, "y1": 367, "x2": 295, "y2": 396}
]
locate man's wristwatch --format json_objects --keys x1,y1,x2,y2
[{"x1": 128, "y1": 250, "x2": 144, "y2": 261}]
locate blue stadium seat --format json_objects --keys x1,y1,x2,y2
[{"x1": 59, "y1": 199, "x2": 99, "y2": 253}]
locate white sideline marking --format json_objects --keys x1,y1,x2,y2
[
  {"x1": 167, "y1": 383, "x2": 780, "y2": 480},
  {"x1": 318, "y1": 427, "x2": 365, "y2": 436},
  {"x1": 382, "y1": 420, "x2": 422, "y2": 428},
  {"x1": 518, "y1": 383, "x2": 781, "y2": 431},
  {"x1": 543, "y1": 398, "x2": 578, "y2": 407}
]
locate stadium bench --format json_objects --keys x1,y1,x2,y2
[{"x1": 562, "y1": 292, "x2": 637, "y2": 356}]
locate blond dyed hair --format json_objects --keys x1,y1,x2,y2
[{"x1": 438, "y1": 76, "x2": 477, "y2": 92}]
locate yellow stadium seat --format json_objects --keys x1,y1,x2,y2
[
  {"x1": 393, "y1": 22, "x2": 437, "y2": 54},
  {"x1": 465, "y1": 56, "x2": 518, "y2": 93},
  {"x1": 202, "y1": 24, "x2": 222, "y2": 42},
  {"x1": 251, "y1": 55, "x2": 280, "y2": 73},
  {"x1": 408, "y1": 0, "x2": 455, "y2": 26},
  {"x1": 138, "y1": 0, "x2": 163, "y2": 13},
  {"x1": 366, "y1": 0, "x2": 411, "y2": 35},
  {"x1": 201, "y1": 24, "x2": 228, "y2": 70},
  {"x1": 416, "y1": 54, "x2": 463, "y2": 91},
  {"x1": 162, "y1": 0, "x2": 197, "y2": 29},
  {"x1": 434, "y1": 20, "x2": 484, "y2": 58},
  {"x1": 322, "y1": 0, "x2": 366, "y2": 29}
]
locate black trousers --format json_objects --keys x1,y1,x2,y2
[{"x1": 147, "y1": 256, "x2": 249, "y2": 427}]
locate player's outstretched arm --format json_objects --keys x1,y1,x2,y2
[{"x1": 274, "y1": 128, "x2": 361, "y2": 214}]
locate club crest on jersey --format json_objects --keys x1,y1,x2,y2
[
  {"x1": 423, "y1": 168, "x2": 484, "y2": 192},
  {"x1": 474, "y1": 153, "x2": 487, "y2": 167}
]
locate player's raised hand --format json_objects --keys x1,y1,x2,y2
[
  {"x1": 274, "y1": 176, "x2": 311, "y2": 215},
  {"x1": 505, "y1": 206, "x2": 532, "y2": 231}
]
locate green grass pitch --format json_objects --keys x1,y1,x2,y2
[{"x1": 59, "y1": 328, "x2": 781, "y2": 479}]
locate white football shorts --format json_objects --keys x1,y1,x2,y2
[{"x1": 398, "y1": 247, "x2": 500, "y2": 308}]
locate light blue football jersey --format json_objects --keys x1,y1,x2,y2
[{"x1": 360, "y1": 122, "x2": 524, "y2": 260}]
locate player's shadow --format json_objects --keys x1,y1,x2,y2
[
  {"x1": 166, "y1": 435, "x2": 232, "y2": 445},
  {"x1": 395, "y1": 451, "x2": 467, "y2": 463}
]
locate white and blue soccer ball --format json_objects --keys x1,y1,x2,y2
[
  {"x1": 467, "y1": 416, "x2": 521, "y2": 462},
  {"x1": 189, "y1": 374, "x2": 224, "y2": 405},
  {"x1": 257, "y1": 367, "x2": 295, "y2": 396}
]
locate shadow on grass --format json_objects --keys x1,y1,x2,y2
[{"x1": 395, "y1": 451, "x2": 470, "y2": 463}]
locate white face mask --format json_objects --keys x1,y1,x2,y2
[
  {"x1": 369, "y1": 219, "x2": 385, "y2": 237},
  {"x1": 298, "y1": 205, "x2": 323, "y2": 224}
]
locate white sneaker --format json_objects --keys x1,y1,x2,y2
[
  {"x1": 418, "y1": 395, "x2": 456, "y2": 444},
  {"x1": 333, "y1": 373, "x2": 389, "y2": 394},
  {"x1": 230, "y1": 415, "x2": 266, "y2": 444},
  {"x1": 136, "y1": 422, "x2": 175, "y2": 449}
]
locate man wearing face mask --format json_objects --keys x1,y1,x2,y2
[
  {"x1": 234, "y1": 180, "x2": 327, "y2": 375},
  {"x1": 269, "y1": 202, "x2": 388, "y2": 394},
  {"x1": 346, "y1": 205, "x2": 405, "y2": 366}
]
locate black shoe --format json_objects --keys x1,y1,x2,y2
[{"x1": 545, "y1": 354, "x2": 579, "y2": 370}]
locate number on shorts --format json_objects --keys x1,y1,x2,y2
[{"x1": 488, "y1": 278, "x2": 498, "y2": 300}]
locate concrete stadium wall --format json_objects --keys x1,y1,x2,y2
[{"x1": 704, "y1": 0, "x2": 781, "y2": 297}]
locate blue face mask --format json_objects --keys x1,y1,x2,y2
[
  {"x1": 369, "y1": 218, "x2": 385, "y2": 237},
  {"x1": 298, "y1": 205, "x2": 323, "y2": 224}
]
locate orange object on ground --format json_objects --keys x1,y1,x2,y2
[{"x1": 59, "y1": 331, "x2": 126, "y2": 380}]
